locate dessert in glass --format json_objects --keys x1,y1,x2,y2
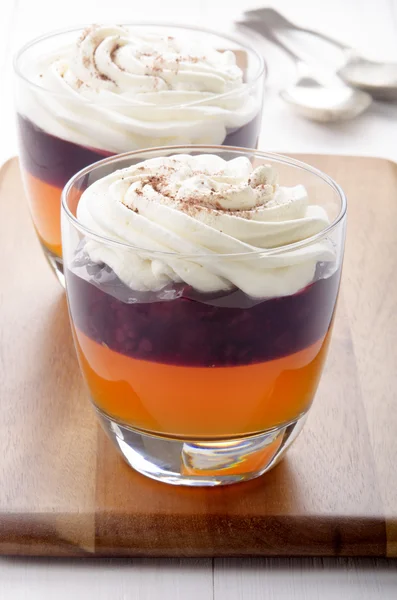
[
  {"x1": 61, "y1": 146, "x2": 346, "y2": 486},
  {"x1": 14, "y1": 24, "x2": 266, "y2": 283}
]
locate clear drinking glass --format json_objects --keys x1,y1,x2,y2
[
  {"x1": 14, "y1": 24, "x2": 266, "y2": 285},
  {"x1": 61, "y1": 146, "x2": 346, "y2": 487}
]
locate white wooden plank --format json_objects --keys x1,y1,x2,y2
[
  {"x1": 0, "y1": 558, "x2": 214, "y2": 600},
  {"x1": 0, "y1": 0, "x2": 17, "y2": 168},
  {"x1": 214, "y1": 558, "x2": 397, "y2": 600},
  {"x1": 0, "y1": 0, "x2": 17, "y2": 73},
  {"x1": 10, "y1": 0, "x2": 397, "y2": 53}
]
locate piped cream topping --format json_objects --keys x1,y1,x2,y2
[
  {"x1": 76, "y1": 154, "x2": 335, "y2": 298},
  {"x1": 20, "y1": 25, "x2": 260, "y2": 151}
]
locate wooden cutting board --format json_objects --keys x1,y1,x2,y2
[{"x1": 0, "y1": 155, "x2": 396, "y2": 558}]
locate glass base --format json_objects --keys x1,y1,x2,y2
[
  {"x1": 97, "y1": 408, "x2": 307, "y2": 487},
  {"x1": 41, "y1": 243, "x2": 65, "y2": 287}
]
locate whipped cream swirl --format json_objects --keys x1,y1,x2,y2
[
  {"x1": 76, "y1": 154, "x2": 335, "y2": 298},
  {"x1": 21, "y1": 25, "x2": 259, "y2": 151}
]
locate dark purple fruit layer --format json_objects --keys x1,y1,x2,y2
[
  {"x1": 65, "y1": 261, "x2": 340, "y2": 367},
  {"x1": 222, "y1": 111, "x2": 261, "y2": 149},
  {"x1": 17, "y1": 113, "x2": 261, "y2": 188},
  {"x1": 16, "y1": 114, "x2": 111, "y2": 188}
]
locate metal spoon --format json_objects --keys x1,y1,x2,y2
[
  {"x1": 237, "y1": 20, "x2": 372, "y2": 122},
  {"x1": 244, "y1": 7, "x2": 397, "y2": 101}
]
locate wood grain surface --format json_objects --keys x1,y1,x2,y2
[{"x1": 0, "y1": 155, "x2": 396, "y2": 558}]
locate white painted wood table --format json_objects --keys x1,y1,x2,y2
[{"x1": 1, "y1": 0, "x2": 397, "y2": 597}]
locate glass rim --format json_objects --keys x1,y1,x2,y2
[
  {"x1": 13, "y1": 22, "x2": 267, "y2": 108},
  {"x1": 61, "y1": 145, "x2": 347, "y2": 259}
]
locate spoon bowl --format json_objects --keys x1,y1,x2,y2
[
  {"x1": 338, "y1": 54, "x2": 397, "y2": 101},
  {"x1": 281, "y1": 75, "x2": 373, "y2": 122},
  {"x1": 237, "y1": 19, "x2": 373, "y2": 123}
]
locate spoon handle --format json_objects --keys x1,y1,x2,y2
[
  {"x1": 237, "y1": 19, "x2": 309, "y2": 65},
  {"x1": 243, "y1": 8, "x2": 350, "y2": 51},
  {"x1": 237, "y1": 20, "x2": 344, "y2": 87}
]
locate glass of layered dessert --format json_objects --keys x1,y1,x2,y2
[
  {"x1": 14, "y1": 24, "x2": 266, "y2": 283},
  {"x1": 61, "y1": 146, "x2": 346, "y2": 486}
]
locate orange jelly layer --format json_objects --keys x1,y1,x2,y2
[
  {"x1": 21, "y1": 171, "x2": 62, "y2": 257},
  {"x1": 74, "y1": 327, "x2": 332, "y2": 438}
]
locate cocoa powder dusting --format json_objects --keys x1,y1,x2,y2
[
  {"x1": 78, "y1": 25, "x2": 96, "y2": 46},
  {"x1": 152, "y1": 55, "x2": 165, "y2": 73},
  {"x1": 187, "y1": 55, "x2": 201, "y2": 63},
  {"x1": 126, "y1": 165, "x2": 258, "y2": 221},
  {"x1": 110, "y1": 43, "x2": 121, "y2": 64},
  {"x1": 143, "y1": 174, "x2": 173, "y2": 198},
  {"x1": 93, "y1": 54, "x2": 115, "y2": 84}
]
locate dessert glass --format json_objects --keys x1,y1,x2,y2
[
  {"x1": 61, "y1": 146, "x2": 346, "y2": 487},
  {"x1": 14, "y1": 24, "x2": 266, "y2": 285}
]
